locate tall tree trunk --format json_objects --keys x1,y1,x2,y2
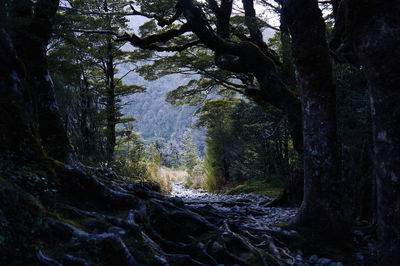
[
  {"x1": 103, "y1": 0, "x2": 117, "y2": 166},
  {"x1": 104, "y1": 38, "x2": 116, "y2": 165},
  {"x1": 79, "y1": 73, "x2": 91, "y2": 158},
  {"x1": 353, "y1": 2, "x2": 400, "y2": 263},
  {"x1": 331, "y1": 0, "x2": 400, "y2": 262},
  {"x1": 0, "y1": 4, "x2": 46, "y2": 163},
  {"x1": 8, "y1": 0, "x2": 71, "y2": 162},
  {"x1": 362, "y1": 21, "x2": 400, "y2": 265},
  {"x1": 283, "y1": 0, "x2": 348, "y2": 233}
]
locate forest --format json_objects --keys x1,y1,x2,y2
[{"x1": 0, "y1": 0, "x2": 399, "y2": 265}]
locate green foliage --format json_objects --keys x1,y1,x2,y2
[
  {"x1": 114, "y1": 122, "x2": 149, "y2": 179},
  {"x1": 197, "y1": 99, "x2": 297, "y2": 192},
  {"x1": 139, "y1": 19, "x2": 158, "y2": 36},
  {"x1": 203, "y1": 146, "x2": 223, "y2": 192},
  {"x1": 135, "y1": 0, "x2": 176, "y2": 17},
  {"x1": 180, "y1": 129, "x2": 201, "y2": 173},
  {"x1": 49, "y1": 0, "x2": 146, "y2": 164},
  {"x1": 161, "y1": 142, "x2": 182, "y2": 169},
  {"x1": 148, "y1": 141, "x2": 163, "y2": 166}
]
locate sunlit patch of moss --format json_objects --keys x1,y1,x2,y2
[
  {"x1": 272, "y1": 222, "x2": 289, "y2": 227},
  {"x1": 46, "y1": 212, "x2": 87, "y2": 232},
  {"x1": 226, "y1": 180, "x2": 283, "y2": 198}
]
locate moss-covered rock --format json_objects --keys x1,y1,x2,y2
[{"x1": 0, "y1": 177, "x2": 46, "y2": 264}]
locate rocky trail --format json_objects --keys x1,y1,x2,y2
[
  {"x1": 171, "y1": 182, "x2": 297, "y2": 234},
  {"x1": 168, "y1": 182, "x2": 345, "y2": 266}
]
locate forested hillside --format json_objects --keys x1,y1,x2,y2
[
  {"x1": 1, "y1": 0, "x2": 400, "y2": 265},
  {"x1": 120, "y1": 68, "x2": 205, "y2": 152}
]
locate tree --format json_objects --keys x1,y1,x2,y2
[
  {"x1": 4, "y1": 0, "x2": 71, "y2": 162},
  {"x1": 196, "y1": 98, "x2": 295, "y2": 192},
  {"x1": 0, "y1": 13, "x2": 42, "y2": 163},
  {"x1": 161, "y1": 142, "x2": 182, "y2": 168},
  {"x1": 114, "y1": 121, "x2": 148, "y2": 179},
  {"x1": 194, "y1": 99, "x2": 235, "y2": 186},
  {"x1": 229, "y1": 100, "x2": 293, "y2": 181},
  {"x1": 331, "y1": 0, "x2": 400, "y2": 262},
  {"x1": 334, "y1": 64, "x2": 373, "y2": 221},
  {"x1": 180, "y1": 129, "x2": 200, "y2": 174},
  {"x1": 48, "y1": 21, "x2": 103, "y2": 162},
  {"x1": 50, "y1": 0, "x2": 146, "y2": 164},
  {"x1": 283, "y1": 0, "x2": 347, "y2": 233},
  {"x1": 92, "y1": 0, "x2": 304, "y2": 152}
]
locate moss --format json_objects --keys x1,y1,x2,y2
[
  {"x1": 272, "y1": 222, "x2": 289, "y2": 227},
  {"x1": 226, "y1": 180, "x2": 283, "y2": 198},
  {"x1": 46, "y1": 212, "x2": 87, "y2": 232},
  {"x1": 120, "y1": 231, "x2": 162, "y2": 265},
  {"x1": 0, "y1": 177, "x2": 46, "y2": 264}
]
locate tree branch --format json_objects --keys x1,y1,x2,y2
[
  {"x1": 70, "y1": 25, "x2": 200, "y2": 52},
  {"x1": 128, "y1": 3, "x2": 182, "y2": 27}
]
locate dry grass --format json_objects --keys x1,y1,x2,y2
[{"x1": 147, "y1": 166, "x2": 188, "y2": 194}]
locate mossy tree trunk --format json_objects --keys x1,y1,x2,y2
[
  {"x1": 332, "y1": 0, "x2": 400, "y2": 262},
  {"x1": 7, "y1": 0, "x2": 71, "y2": 162},
  {"x1": 283, "y1": 0, "x2": 348, "y2": 233},
  {"x1": 79, "y1": 73, "x2": 92, "y2": 158},
  {"x1": 0, "y1": 16, "x2": 43, "y2": 162},
  {"x1": 361, "y1": 19, "x2": 400, "y2": 266}
]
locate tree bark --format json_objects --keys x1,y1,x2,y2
[
  {"x1": 104, "y1": 38, "x2": 117, "y2": 165},
  {"x1": 331, "y1": 0, "x2": 400, "y2": 262},
  {"x1": 8, "y1": 0, "x2": 71, "y2": 162},
  {"x1": 1, "y1": 0, "x2": 69, "y2": 164},
  {"x1": 283, "y1": 0, "x2": 348, "y2": 233},
  {"x1": 0, "y1": 18, "x2": 41, "y2": 162},
  {"x1": 103, "y1": 0, "x2": 117, "y2": 166}
]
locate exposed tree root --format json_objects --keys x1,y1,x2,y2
[{"x1": 2, "y1": 163, "x2": 307, "y2": 265}]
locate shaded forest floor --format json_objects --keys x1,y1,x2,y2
[{"x1": 0, "y1": 162, "x2": 377, "y2": 265}]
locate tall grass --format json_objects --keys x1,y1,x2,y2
[
  {"x1": 147, "y1": 164, "x2": 170, "y2": 194},
  {"x1": 147, "y1": 165, "x2": 190, "y2": 194}
]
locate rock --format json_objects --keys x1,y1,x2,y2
[
  {"x1": 297, "y1": 250, "x2": 303, "y2": 256},
  {"x1": 197, "y1": 242, "x2": 205, "y2": 249},
  {"x1": 363, "y1": 234, "x2": 372, "y2": 241},
  {"x1": 309, "y1": 254, "x2": 319, "y2": 263},
  {"x1": 317, "y1": 258, "x2": 331, "y2": 264},
  {"x1": 353, "y1": 230, "x2": 363, "y2": 237},
  {"x1": 108, "y1": 226, "x2": 126, "y2": 235},
  {"x1": 282, "y1": 230, "x2": 293, "y2": 236},
  {"x1": 295, "y1": 254, "x2": 304, "y2": 261},
  {"x1": 211, "y1": 241, "x2": 223, "y2": 252},
  {"x1": 355, "y1": 252, "x2": 364, "y2": 261},
  {"x1": 368, "y1": 242, "x2": 376, "y2": 254}
]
